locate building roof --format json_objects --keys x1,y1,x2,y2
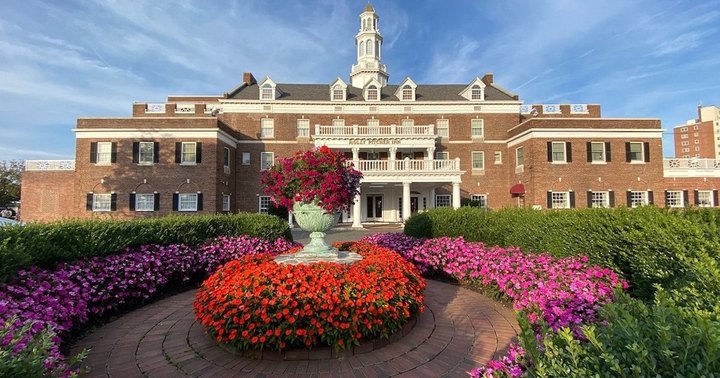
[
  {"x1": 364, "y1": 4, "x2": 375, "y2": 12},
  {"x1": 226, "y1": 83, "x2": 518, "y2": 102}
]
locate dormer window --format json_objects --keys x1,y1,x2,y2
[
  {"x1": 332, "y1": 87, "x2": 344, "y2": 101},
  {"x1": 260, "y1": 84, "x2": 273, "y2": 100},
  {"x1": 367, "y1": 85, "x2": 379, "y2": 101},
  {"x1": 471, "y1": 85, "x2": 483, "y2": 100},
  {"x1": 395, "y1": 78, "x2": 417, "y2": 101},
  {"x1": 329, "y1": 78, "x2": 348, "y2": 101},
  {"x1": 402, "y1": 85, "x2": 413, "y2": 101}
]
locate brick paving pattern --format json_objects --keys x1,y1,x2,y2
[{"x1": 70, "y1": 280, "x2": 518, "y2": 377}]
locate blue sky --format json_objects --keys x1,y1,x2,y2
[{"x1": 1, "y1": 0, "x2": 719, "y2": 161}]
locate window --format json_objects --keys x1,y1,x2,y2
[
  {"x1": 695, "y1": 147, "x2": 701, "y2": 151},
  {"x1": 590, "y1": 191, "x2": 609, "y2": 208},
  {"x1": 179, "y1": 193, "x2": 198, "y2": 211},
  {"x1": 93, "y1": 194, "x2": 112, "y2": 212},
  {"x1": 471, "y1": 151, "x2": 485, "y2": 170},
  {"x1": 367, "y1": 151, "x2": 380, "y2": 160},
  {"x1": 297, "y1": 119, "x2": 310, "y2": 137},
  {"x1": 261, "y1": 84, "x2": 273, "y2": 100},
  {"x1": 471, "y1": 194, "x2": 488, "y2": 208},
  {"x1": 471, "y1": 119, "x2": 484, "y2": 138},
  {"x1": 331, "y1": 118, "x2": 345, "y2": 134},
  {"x1": 436, "y1": 119, "x2": 449, "y2": 138},
  {"x1": 680, "y1": 127, "x2": 688, "y2": 132},
  {"x1": 139, "y1": 142, "x2": 154, "y2": 165},
  {"x1": 242, "y1": 152, "x2": 251, "y2": 165},
  {"x1": 135, "y1": 194, "x2": 155, "y2": 212},
  {"x1": 693, "y1": 125, "x2": 699, "y2": 130},
  {"x1": 695, "y1": 139, "x2": 700, "y2": 144},
  {"x1": 681, "y1": 141, "x2": 689, "y2": 146},
  {"x1": 697, "y1": 190, "x2": 714, "y2": 207},
  {"x1": 402, "y1": 85, "x2": 413, "y2": 101},
  {"x1": 223, "y1": 147, "x2": 231, "y2": 168},
  {"x1": 332, "y1": 87, "x2": 344, "y2": 101},
  {"x1": 694, "y1": 132, "x2": 699, "y2": 137},
  {"x1": 367, "y1": 118, "x2": 380, "y2": 134},
  {"x1": 681, "y1": 134, "x2": 688, "y2": 139},
  {"x1": 682, "y1": 148, "x2": 690, "y2": 153},
  {"x1": 471, "y1": 85, "x2": 482, "y2": 100},
  {"x1": 629, "y1": 191, "x2": 649, "y2": 207},
  {"x1": 259, "y1": 196, "x2": 271, "y2": 214},
  {"x1": 435, "y1": 194, "x2": 451, "y2": 208},
  {"x1": 551, "y1": 142, "x2": 566, "y2": 162},
  {"x1": 401, "y1": 118, "x2": 414, "y2": 126},
  {"x1": 96, "y1": 142, "x2": 112, "y2": 164},
  {"x1": 260, "y1": 152, "x2": 274, "y2": 170},
  {"x1": 516, "y1": 147, "x2": 525, "y2": 167},
  {"x1": 590, "y1": 142, "x2": 606, "y2": 162},
  {"x1": 665, "y1": 191, "x2": 683, "y2": 208},
  {"x1": 627, "y1": 142, "x2": 645, "y2": 162},
  {"x1": 222, "y1": 194, "x2": 231, "y2": 212},
  {"x1": 550, "y1": 192, "x2": 570, "y2": 209},
  {"x1": 366, "y1": 85, "x2": 379, "y2": 101},
  {"x1": 260, "y1": 118, "x2": 274, "y2": 138},
  {"x1": 494, "y1": 151, "x2": 502, "y2": 164},
  {"x1": 181, "y1": 142, "x2": 197, "y2": 164},
  {"x1": 435, "y1": 151, "x2": 449, "y2": 160}
]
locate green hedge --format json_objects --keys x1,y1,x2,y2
[
  {"x1": 0, "y1": 213, "x2": 292, "y2": 282},
  {"x1": 404, "y1": 207, "x2": 720, "y2": 311}
]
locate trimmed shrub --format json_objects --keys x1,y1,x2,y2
[{"x1": 0, "y1": 213, "x2": 292, "y2": 282}]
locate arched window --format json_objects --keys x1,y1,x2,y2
[
  {"x1": 367, "y1": 85, "x2": 378, "y2": 101},
  {"x1": 332, "y1": 85, "x2": 344, "y2": 101},
  {"x1": 359, "y1": 41, "x2": 365, "y2": 57},
  {"x1": 375, "y1": 41, "x2": 380, "y2": 59},
  {"x1": 471, "y1": 85, "x2": 482, "y2": 100},
  {"x1": 261, "y1": 83, "x2": 274, "y2": 100},
  {"x1": 366, "y1": 40, "x2": 373, "y2": 55},
  {"x1": 402, "y1": 85, "x2": 413, "y2": 101}
]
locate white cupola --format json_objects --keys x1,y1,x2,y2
[{"x1": 350, "y1": 4, "x2": 389, "y2": 89}]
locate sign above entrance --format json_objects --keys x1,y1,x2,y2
[{"x1": 349, "y1": 138, "x2": 401, "y2": 145}]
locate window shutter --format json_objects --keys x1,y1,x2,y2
[
  {"x1": 86, "y1": 193, "x2": 93, "y2": 210},
  {"x1": 566, "y1": 142, "x2": 572, "y2": 162},
  {"x1": 683, "y1": 190, "x2": 689, "y2": 207},
  {"x1": 197, "y1": 193, "x2": 203, "y2": 211},
  {"x1": 643, "y1": 142, "x2": 650, "y2": 162},
  {"x1": 175, "y1": 142, "x2": 182, "y2": 163},
  {"x1": 132, "y1": 142, "x2": 139, "y2": 164},
  {"x1": 110, "y1": 193, "x2": 117, "y2": 211},
  {"x1": 153, "y1": 142, "x2": 160, "y2": 163},
  {"x1": 664, "y1": 190, "x2": 669, "y2": 207},
  {"x1": 694, "y1": 190, "x2": 700, "y2": 206},
  {"x1": 569, "y1": 192, "x2": 576, "y2": 208},
  {"x1": 547, "y1": 142, "x2": 553, "y2": 162},
  {"x1": 129, "y1": 193, "x2": 136, "y2": 211},
  {"x1": 609, "y1": 191, "x2": 616, "y2": 207},
  {"x1": 648, "y1": 191, "x2": 654, "y2": 205},
  {"x1": 587, "y1": 191, "x2": 593, "y2": 208},
  {"x1": 110, "y1": 142, "x2": 117, "y2": 163},
  {"x1": 714, "y1": 190, "x2": 719, "y2": 207},
  {"x1": 625, "y1": 142, "x2": 631, "y2": 162},
  {"x1": 90, "y1": 142, "x2": 98, "y2": 163},
  {"x1": 546, "y1": 192, "x2": 552, "y2": 209},
  {"x1": 172, "y1": 193, "x2": 179, "y2": 211},
  {"x1": 154, "y1": 193, "x2": 160, "y2": 211},
  {"x1": 626, "y1": 191, "x2": 632, "y2": 206},
  {"x1": 605, "y1": 142, "x2": 612, "y2": 162},
  {"x1": 196, "y1": 142, "x2": 202, "y2": 163},
  {"x1": 586, "y1": 142, "x2": 592, "y2": 162}
]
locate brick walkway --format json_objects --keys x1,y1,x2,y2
[{"x1": 70, "y1": 280, "x2": 518, "y2": 377}]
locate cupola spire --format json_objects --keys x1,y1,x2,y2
[{"x1": 350, "y1": 4, "x2": 389, "y2": 88}]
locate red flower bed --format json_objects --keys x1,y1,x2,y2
[{"x1": 193, "y1": 243, "x2": 425, "y2": 351}]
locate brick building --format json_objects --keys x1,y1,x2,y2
[
  {"x1": 21, "y1": 5, "x2": 720, "y2": 223},
  {"x1": 673, "y1": 105, "x2": 720, "y2": 159}
]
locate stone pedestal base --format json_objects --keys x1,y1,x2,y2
[{"x1": 275, "y1": 250, "x2": 363, "y2": 265}]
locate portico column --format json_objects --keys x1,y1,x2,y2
[
  {"x1": 352, "y1": 147, "x2": 360, "y2": 170},
  {"x1": 352, "y1": 186, "x2": 363, "y2": 228},
  {"x1": 288, "y1": 211, "x2": 294, "y2": 228},
  {"x1": 389, "y1": 147, "x2": 397, "y2": 171},
  {"x1": 452, "y1": 182, "x2": 461, "y2": 209},
  {"x1": 402, "y1": 181, "x2": 411, "y2": 222}
]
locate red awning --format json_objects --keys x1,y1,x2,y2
[{"x1": 510, "y1": 183, "x2": 526, "y2": 195}]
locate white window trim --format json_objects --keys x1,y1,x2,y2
[
  {"x1": 222, "y1": 194, "x2": 231, "y2": 212},
  {"x1": 260, "y1": 83, "x2": 275, "y2": 100},
  {"x1": 242, "y1": 152, "x2": 251, "y2": 165},
  {"x1": 551, "y1": 191, "x2": 570, "y2": 209},
  {"x1": 181, "y1": 142, "x2": 197, "y2": 165},
  {"x1": 260, "y1": 152, "x2": 275, "y2": 171},
  {"x1": 471, "y1": 119, "x2": 484, "y2": 138},
  {"x1": 331, "y1": 86, "x2": 345, "y2": 101},
  {"x1": 297, "y1": 119, "x2": 310, "y2": 138},
  {"x1": 259, "y1": 196, "x2": 271, "y2": 214},
  {"x1": 494, "y1": 151, "x2": 502, "y2": 165},
  {"x1": 665, "y1": 191, "x2": 684, "y2": 208},
  {"x1": 629, "y1": 142, "x2": 644, "y2": 163},
  {"x1": 435, "y1": 151, "x2": 449, "y2": 160},
  {"x1": 96, "y1": 142, "x2": 112, "y2": 166},
  {"x1": 551, "y1": 141, "x2": 567, "y2": 163},
  {"x1": 698, "y1": 190, "x2": 714, "y2": 207},
  {"x1": 135, "y1": 193, "x2": 155, "y2": 212},
  {"x1": 436, "y1": 119, "x2": 449, "y2": 138},
  {"x1": 630, "y1": 191, "x2": 649, "y2": 208},
  {"x1": 260, "y1": 118, "x2": 275, "y2": 139},
  {"x1": 435, "y1": 194, "x2": 451, "y2": 208},
  {"x1": 138, "y1": 142, "x2": 154, "y2": 165},
  {"x1": 93, "y1": 193, "x2": 112, "y2": 212},
  {"x1": 590, "y1": 141, "x2": 606, "y2": 163},
  {"x1": 223, "y1": 147, "x2": 231, "y2": 169},
  {"x1": 471, "y1": 151, "x2": 485, "y2": 170},
  {"x1": 516, "y1": 147, "x2": 524, "y2": 168},
  {"x1": 471, "y1": 194, "x2": 488, "y2": 208},
  {"x1": 178, "y1": 193, "x2": 198, "y2": 212},
  {"x1": 590, "y1": 191, "x2": 609, "y2": 208}
]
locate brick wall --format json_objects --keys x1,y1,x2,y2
[{"x1": 20, "y1": 171, "x2": 77, "y2": 222}]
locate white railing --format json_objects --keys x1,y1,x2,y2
[
  {"x1": 352, "y1": 158, "x2": 460, "y2": 172},
  {"x1": 25, "y1": 160, "x2": 76, "y2": 171},
  {"x1": 315, "y1": 124, "x2": 435, "y2": 136},
  {"x1": 664, "y1": 158, "x2": 720, "y2": 177}
]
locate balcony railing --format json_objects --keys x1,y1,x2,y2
[
  {"x1": 351, "y1": 158, "x2": 460, "y2": 172},
  {"x1": 664, "y1": 158, "x2": 720, "y2": 177},
  {"x1": 315, "y1": 124, "x2": 435, "y2": 136},
  {"x1": 25, "y1": 160, "x2": 76, "y2": 171}
]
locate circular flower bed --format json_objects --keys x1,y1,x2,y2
[{"x1": 193, "y1": 244, "x2": 425, "y2": 351}]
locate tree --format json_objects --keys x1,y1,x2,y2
[{"x1": 0, "y1": 160, "x2": 23, "y2": 207}]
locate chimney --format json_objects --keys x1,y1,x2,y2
[
  {"x1": 243, "y1": 72, "x2": 257, "y2": 85},
  {"x1": 481, "y1": 73, "x2": 494, "y2": 85}
]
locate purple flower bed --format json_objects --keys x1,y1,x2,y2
[
  {"x1": 0, "y1": 235, "x2": 299, "y2": 375},
  {"x1": 360, "y1": 233, "x2": 626, "y2": 377}
]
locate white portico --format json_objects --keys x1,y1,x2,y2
[{"x1": 313, "y1": 123, "x2": 464, "y2": 227}]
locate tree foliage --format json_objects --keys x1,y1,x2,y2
[{"x1": 0, "y1": 160, "x2": 23, "y2": 207}]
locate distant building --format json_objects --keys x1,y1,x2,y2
[
  {"x1": 673, "y1": 105, "x2": 720, "y2": 159},
  {"x1": 20, "y1": 5, "x2": 720, "y2": 223}
]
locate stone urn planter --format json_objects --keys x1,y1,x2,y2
[{"x1": 292, "y1": 201, "x2": 340, "y2": 257}]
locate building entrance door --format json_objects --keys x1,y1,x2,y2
[
  {"x1": 410, "y1": 197, "x2": 419, "y2": 215},
  {"x1": 366, "y1": 195, "x2": 383, "y2": 221}
]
